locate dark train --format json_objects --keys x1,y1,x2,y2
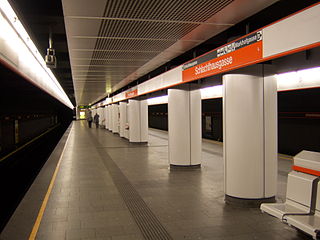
[{"x1": 149, "y1": 87, "x2": 320, "y2": 156}]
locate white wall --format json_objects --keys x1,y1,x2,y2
[{"x1": 263, "y1": 4, "x2": 320, "y2": 59}]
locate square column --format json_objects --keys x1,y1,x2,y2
[
  {"x1": 119, "y1": 102, "x2": 127, "y2": 138},
  {"x1": 124, "y1": 102, "x2": 129, "y2": 139},
  {"x1": 107, "y1": 105, "x2": 112, "y2": 131},
  {"x1": 104, "y1": 106, "x2": 109, "y2": 129},
  {"x1": 223, "y1": 65, "x2": 277, "y2": 206},
  {"x1": 76, "y1": 107, "x2": 80, "y2": 120},
  {"x1": 112, "y1": 104, "x2": 119, "y2": 134},
  {"x1": 168, "y1": 86, "x2": 201, "y2": 169},
  {"x1": 128, "y1": 99, "x2": 148, "y2": 143},
  {"x1": 97, "y1": 107, "x2": 105, "y2": 128}
]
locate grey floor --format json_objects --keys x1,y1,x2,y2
[{"x1": 5, "y1": 121, "x2": 313, "y2": 240}]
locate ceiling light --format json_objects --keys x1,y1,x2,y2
[
  {"x1": 276, "y1": 66, "x2": 320, "y2": 91},
  {"x1": 147, "y1": 96, "x2": 168, "y2": 105},
  {"x1": 0, "y1": 0, "x2": 73, "y2": 109},
  {"x1": 201, "y1": 85, "x2": 223, "y2": 99}
]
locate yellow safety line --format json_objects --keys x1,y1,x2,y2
[
  {"x1": 278, "y1": 155, "x2": 293, "y2": 161},
  {"x1": 0, "y1": 124, "x2": 60, "y2": 162},
  {"x1": 202, "y1": 138, "x2": 223, "y2": 145},
  {"x1": 212, "y1": 141, "x2": 223, "y2": 146},
  {"x1": 28, "y1": 128, "x2": 72, "y2": 240}
]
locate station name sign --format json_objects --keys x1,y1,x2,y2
[
  {"x1": 125, "y1": 89, "x2": 138, "y2": 98},
  {"x1": 182, "y1": 31, "x2": 263, "y2": 82}
]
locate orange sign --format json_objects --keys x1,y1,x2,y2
[
  {"x1": 125, "y1": 89, "x2": 138, "y2": 98},
  {"x1": 182, "y1": 31, "x2": 263, "y2": 82}
]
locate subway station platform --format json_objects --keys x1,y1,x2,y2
[{"x1": 0, "y1": 121, "x2": 311, "y2": 240}]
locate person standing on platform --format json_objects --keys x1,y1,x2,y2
[
  {"x1": 94, "y1": 112, "x2": 100, "y2": 128},
  {"x1": 86, "y1": 109, "x2": 93, "y2": 128}
]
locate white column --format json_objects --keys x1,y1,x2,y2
[
  {"x1": 76, "y1": 107, "x2": 80, "y2": 120},
  {"x1": 98, "y1": 108, "x2": 105, "y2": 127},
  {"x1": 140, "y1": 100, "x2": 148, "y2": 141},
  {"x1": 104, "y1": 106, "x2": 109, "y2": 129},
  {"x1": 124, "y1": 102, "x2": 130, "y2": 139},
  {"x1": 223, "y1": 65, "x2": 277, "y2": 206},
  {"x1": 108, "y1": 105, "x2": 112, "y2": 131},
  {"x1": 128, "y1": 99, "x2": 148, "y2": 142},
  {"x1": 112, "y1": 104, "x2": 119, "y2": 133},
  {"x1": 119, "y1": 102, "x2": 127, "y2": 137},
  {"x1": 168, "y1": 86, "x2": 201, "y2": 168}
]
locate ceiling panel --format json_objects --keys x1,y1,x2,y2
[
  {"x1": 100, "y1": 0, "x2": 231, "y2": 22},
  {"x1": 62, "y1": 0, "x2": 278, "y2": 105},
  {"x1": 64, "y1": 18, "x2": 103, "y2": 36},
  {"x1": 96, "y1": 20, "x2": 201, "y2": 39},
  {"x1": 62, "y1": 0, "x2": 107, "y2": 16},
  {"x1": 67, "y1": 38, "x2": 97, "y2": 49}
]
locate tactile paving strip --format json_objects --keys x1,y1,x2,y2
[{"x1": 90, "y1": 133, "x2": 173, "y2": 240}]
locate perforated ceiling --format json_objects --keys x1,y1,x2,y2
[{"x1": 62, "y1": 0, "x2": 278, "y2": 105}]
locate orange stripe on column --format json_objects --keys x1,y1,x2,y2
[{"x1": 292, "y1": 165, "x2": 320, "y2": 176}]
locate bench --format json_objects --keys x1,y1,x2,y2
[{"x1": 261, "y1": 150, "x2": 320, "y2": 239}]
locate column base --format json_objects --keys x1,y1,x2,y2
[
  {"x1": 128, "y1": 142, "x2": 148, "y2": 145},
  {"x1": 225, "y1": 195, "x2": 276, "y2": 208},
  {"x1": 170, "y1": 164, "x2": 201, "y2": 171}
]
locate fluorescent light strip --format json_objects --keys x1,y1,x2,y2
[
  {"x1": 145, "y1": 86, "x2": 223, "y2": 105},
  {"x1": 0, "y1": 0, "x2": 73, "y2": 109},
  {"x1": 276, "y1": 66, "x2": 320, "y2": 91},
  {"x1": 201, "y1": 85, "x2": 223, "y2": 99},
  {"x1": 147, "y1": 95, "x2": 168, "y2": 105},
  {"x1": 103, "y1": 98, "x2": 112, "y2": 105}
]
